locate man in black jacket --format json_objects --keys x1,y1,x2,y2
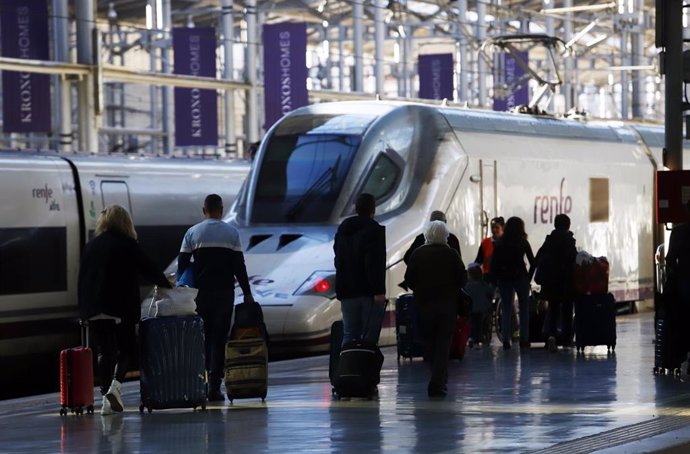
[
  {"x1": 534, "y1": 214, "x2": 577, "y2": 352},
  {"x1": 334, "y1": 193, "x2": 387, "y2": 346}
]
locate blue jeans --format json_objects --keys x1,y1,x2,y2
[
  {"x1": 341, "y1": 297, "x2": 386, "y2": 347},
  {"x1": 498, "y1": 278, "x2": 531, "y2": 344}
]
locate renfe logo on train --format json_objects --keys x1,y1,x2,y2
[
  {"x1": 533, "y1": 178, "x2": 572, "y2": 224},
  {"x1": 32, "y1": 184, "x2": 60, "y2": 211},
  {"x1": 32, "y1": 184, "x2": 53, "y2": 203}
]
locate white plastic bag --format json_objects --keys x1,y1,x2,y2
[
  {"x1": 142, "y1": 286, "x2": 198, "y2": 319},
  {"x1": 575, "y1": 250, "x2": 595, "y2": 266}
]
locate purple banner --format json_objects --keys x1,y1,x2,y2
[
  {"x1": 1, "y1": 0, "x2": 51, "y2": 133},
  {"x1": 263, "y1": 22, "x2": 308, "y2": 129},
  {"x1": 493, "y1": 51, "x2": 530, "y2": 111},
  {"x1": 418, "y1": 53, "x2": 454, "y2": 101},
  {"x1": 173, "y1": 27, "x2": 218, "y2": 146}
]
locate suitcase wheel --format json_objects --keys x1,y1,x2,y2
[
  {"x1": 201, "y1": 401, "x2": 207, "y2": 411},
  {"x1": 87, "y1": 405, "x2": 94, "y2": 415},
  {"x1": 139, "y1": 404, "x2": 144, "y2": 413},
  {"x1": 653, "y1": 366, "x2": 660, "y2": 375},
  {"x1": 59, "y1": 407, "x2": 67, "y2": 416}
]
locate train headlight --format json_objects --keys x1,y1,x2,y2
[{"x1": 294, "y1": 271, "x2": 336, "y2": 298}]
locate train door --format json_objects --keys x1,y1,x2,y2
[
  {"x1": 100, "y1": 181, "x2": 132, "y2": 215},
  {"x1": 479, "y1": 159, "x2": 498, "y2": 239}
]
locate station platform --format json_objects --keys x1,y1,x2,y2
[{"x1": 3, "y1": 311, "x2": 690, "y2": 453}]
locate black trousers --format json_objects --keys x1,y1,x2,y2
[
  {"x1": 91, "y1": 318, "x2": 137, "y2": 394},
  {"x1": 470, "y1": 312, "x2": 488, "y2": 343},
  {"x1": 196, "y1": 290, "x2": 234, "y2": 393},
  {"x1": 545, "y1": 299, "x2": 573, "y2": 344},
  {"x1": 419, "y1": 299, "x2": 457, "y2": 388}
]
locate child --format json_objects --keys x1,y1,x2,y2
[{"x1": 464, "y1": 264, "x2": 494, "y2": 348}]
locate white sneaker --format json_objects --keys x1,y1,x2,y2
[
  {"x1": 100, "y1": 396, "x2": 114, "y2": 416},
  {"x1": 105, "y1": 379, "x2": 124, "y2": 412}
]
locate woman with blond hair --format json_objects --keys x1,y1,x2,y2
[{"x1": 78, "y1": 205, "x2": 170, "y2": 415}]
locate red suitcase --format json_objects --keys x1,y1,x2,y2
[
  {"x1": 450, "y1": 316, "x2": 470, "y2": 360},
  {"x1": 59, "y1": 322, "x2": 94, "y2": 415}
]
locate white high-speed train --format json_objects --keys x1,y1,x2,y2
[
  {"x1": 0, "y1": 153, "x2": 249, "y2": 364},
  {"x1": 210, "y1": 101, "x2": 688, "y2": 356}
]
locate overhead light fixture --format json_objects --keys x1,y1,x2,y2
[
  {"x1": 541, "y1": 2, "x2": 616, "y2": 14},
  {"x1": 145, "y1": 4, "x2": 153, "y2": 30},
  {"x1": 585, "y1": 34, "x2": 608, "y2": 48},
  {"x1": 605, "y1": 65, "x2": 655, "y2": 71},
  {"x1": 564, "y1": 19, "x2": 599, "y2": 49},
  {"x1": 589, "y1": 65, "x2": 655, "y2": 72}
]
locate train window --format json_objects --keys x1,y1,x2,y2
[
  {"x1": 0, "y1": 227, "x2": 67, "y2": 295},
  {"x1": 252, "y1": 133, "x2": 361, "y2": 223},
  {"x1": 590, "y1": 178, "x2": 609, "y2": 223},
  {"x1": 361, "y1": 154, "x2": 401, "y2": 202}
]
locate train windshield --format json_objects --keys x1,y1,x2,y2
[{"x1": 252, "y1": 114, "x2": 375, "y2": 223}]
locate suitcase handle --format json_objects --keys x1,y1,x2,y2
[{"x1": 79, "y1": 320, "x2": 89, "y2": 348}]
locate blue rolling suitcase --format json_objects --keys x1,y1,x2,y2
[
  {"x1": 139, "y1": 315, "x2": 207, "y2": 413},
  {"x1": 395, "y1": 294, "x2": 426, "y2": 361}
]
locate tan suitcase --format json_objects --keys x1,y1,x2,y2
[{"x1": 224, "y1": 337, "x2": 268, "y2": 403}]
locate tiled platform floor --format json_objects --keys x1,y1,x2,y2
[{"x1": 3, "y1": 311, "x2": 690, "y2": 453}]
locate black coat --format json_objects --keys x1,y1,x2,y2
[
  {"x1": 667, "y1": 223, "x2": 690, "y2": 277},
  {"x1": 334, "y1": 215, "x2": 386, "y2": 299},
  {"x1": 490, "y1": 236, "x2": 535, "y2": 282},
  {"x1": 404, "y1": 243, "x2": 467, "y2": 304},
  {"x1": 403, "y1": 232, "x2": 462, "y2": 265},
  {"x1": 534, "y1": 229, "x2": 577, "y2": 300},
  {"x1": 78, "y1": 231, "x2": 170, "y2": 321}
]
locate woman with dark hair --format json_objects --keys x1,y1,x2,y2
[
  {"x1": 490, "y1": 216, "x2": 535, "y2": 350},
  {"x1": 78, "y1": 205, "x2": 171, "y2": 415}
]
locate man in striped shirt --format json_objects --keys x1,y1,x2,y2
[{"x1": 178, "y1": 194, "x2": 254, "y2": 402}]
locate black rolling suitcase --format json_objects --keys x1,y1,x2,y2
[
  {"x1": 330, "y1": 302, "x2": 387, "y2": 399},
  {"x1": 654, "y1": 317, "x2": 684, "y2": 375},
  {"x1": 332, "y1": 341, "x2": 384, "y2": 399},
  {"x1": 139, "y1": 315, "x2": 207, "y2": 413},
  {"x1": 654, "y1": 281, "x2": 687, "y2": 375},
  {"x1": 395, "y1": 294, "x2": 425, "y2": 361},
  {"x1": 329, "y1": 321, "x2": 344, "y2": 384},
  {"x1": 574, "y1": 293, "x2": 616, "y2": 352}
]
